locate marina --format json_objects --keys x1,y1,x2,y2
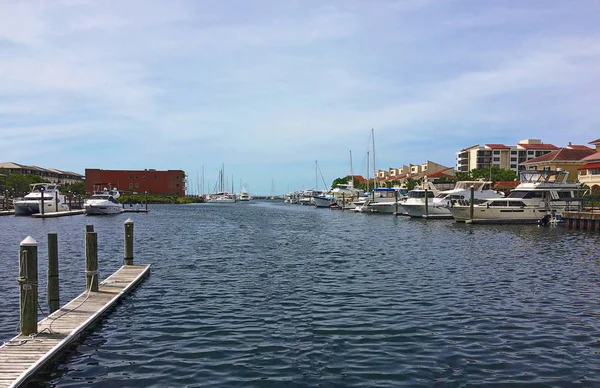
[{"x1": 1, "y1": 202, "x2": 599, "y2": 386}]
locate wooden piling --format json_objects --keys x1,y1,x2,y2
[
  {"x1": 85, "y1": 232, "x2": 99, "y2": 292},
  {"x1": 469, "y1": 186, "x2": 475, "y2": 221},
  {"x1": 47, "y1": 233, "x2": 59, "y2": 314},
  {"x1": 424, "y1": 187, "x2": 428, "y2": 218},
  {"x1": 40, "y1": 190, "x2": 45, "y2": 216},
  {"x1": 145, "y1": 191, "x2": 148, "y2": 212},
  {"x1": 18, "y1": 236, "x2": 38, "y2": 336},
  {"x1": 395, "y1": 189, "x2": 399, "y2": 216},
  {"x1": 54, "y1": 192, "x2": 59, "y2": 212},
  {"x1": 124, "y1": 218, "x2": 134, "y2": 265},
  {"x1": 86, "y1": 224, "x2": 94, "y2": 233}
]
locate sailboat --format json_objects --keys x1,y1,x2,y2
[
  {"x1": 209, "y1": 164, "x2": 236, "y2": 203},
  {"x1": 312, "y1": 161, "x2": 335, "y2": 208}
]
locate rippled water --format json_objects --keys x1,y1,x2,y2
[{"x1": 1, "y1": 202, "x2": 600, "y2": 387}]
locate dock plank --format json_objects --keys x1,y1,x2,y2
[{"x1": 0, "y1": 264, "x2": 150, "y2": 388}]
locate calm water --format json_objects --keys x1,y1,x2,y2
[{"x1": 1, "y1": 202, "x2": 599, "y2": 387}]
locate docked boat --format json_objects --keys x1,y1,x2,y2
[
  {"x1": 313, "y1": 192, "x2": 335, "y2": 208},
  {"x1": 209, "y1": 192, "x2": 237, "y2": 203},
  {"x1": 398, "y1": 181, "x2": 441, "y2": 218},
  {"x1": 84, "y1": 188, "x2": 124, "y2": 215},
  {"x1": 239, "y1": 185, "x2": 251, "y2": 201},
  {"x1": 449, "y1": 170, "x2": 583, "y2": 224},
  {"x1": 14, "y1": 183, "x2": 70, "y2": 216},
  {"x1": 354, "y1": 187, "x2": 408, "y2": 214},
  {"x1": 403, "y1": 180, "x2": 504, "y2": 219}
]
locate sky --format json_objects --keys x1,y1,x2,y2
[{"x1": 0, "y1": 0, "x2": 598, "y2": 195}]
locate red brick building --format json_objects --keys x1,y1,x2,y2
[{"x1": 85, "y1": 169, "x2": 186, "y2": 197}]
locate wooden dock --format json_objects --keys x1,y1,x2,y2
[
  {"x1": 31, "y1": 209, "x2": 85, "y2": 218},
  {"x1": 562, "y1": 210, "x2": 600, "y2": 231},
  {"x1": 0, "y1": 264, "x2": 150, "y2": 388},
  {"x1": 0, "y1": 210, "x2": 15, "y2": 216}
]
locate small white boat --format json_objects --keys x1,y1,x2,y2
[
  {"x1": 84, "y1": 188, "x2": 124, "y2": 215},
  {"x1": 353, "y1": 187, "x2": 408, "y2": 214},
  {"x1": 208, "y1": 192, "x2": 237, "y2": 203},
  {"x1": 14, "y1": 183, "x2": 70, "y2": 216}
]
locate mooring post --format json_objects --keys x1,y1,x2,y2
[
  {"x1": 85, "y1": 231, "x2": 99, "y2": 292},
  {"x1": 424, "y1": 187, "x2": 428, "y2": 218},
  {"x1": 40, "y1": 187, "x2": 45, "y2": 216},
  {"x1": 124, "y1": 218, "x2": 134, "y2": 265},
  {"x1": 145, "y1": 191, "x2": 148, "y2": 212},
  {"x1": 470, "y1": 186, "x2": 475, "y2": 221},
  {"x1": 18, "y1": 236, "x2": 38, "y2": 336},
  {"x1": 47, "y1": 233, "x2": 59, "y2": 313},
  {"x1": 55, "y1": 192, "x2": 59, "y2": 212},
  {"x1": 342, "y1": 193, "x2": 345, "y2": 210},
  {"x1": 395, "y1": 189, "x2": 399, "y2": 216}
]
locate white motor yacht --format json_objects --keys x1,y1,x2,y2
[
  {"x1": 449, "y1": 170, "x2": 583, "y2": 224},
  {"x1": 354, "y1": 187, "x2": 408, "y2": 214},
  {"x1": 84, "y1": 188, "x2": 124, "y2": 215},
  {"x1": 239, "y1": 185, "x2": 251, "y2": 201},
  {"x1": 405, "y1": 181, "x2": 505, "y2": 219},
  {"x1": 398, "y1": 182, "x2": 441, "y2": 218},
  {"x1": 14, "y1": 183, "x2": 70, "y2": 216}
]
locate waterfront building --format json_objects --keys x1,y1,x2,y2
[
  {"x1": 378, "y1": 161, "x2": 454, "y2": 186},
  {"x1": 85, "y1": 168, "x2": 186, "y2": 197},
  {"x1": 521, "y1": 144, "x2": 595, "y2": 182},
  {"x1": 456, "y1": 139, "x2": 559, "y2": 173},
  {"x1": 577, "y1": 138, "x2": 600, "y2": 192},
  {"x1": 0, "y1": 161, "x2": 84, "y2": 185}
]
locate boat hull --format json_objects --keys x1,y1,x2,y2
[
  {"x1": 313, "y1": 196, "x2": 334, "y2": 208},
  {"x1": 449, "y1": 206, "x2": 551, "y2": 224},
  {"x1": 84, "y1": 204, "x2": 124, "y2": 215},
  {"x1": 401, "y1": 202, "x2": 452, "y2": 218}
]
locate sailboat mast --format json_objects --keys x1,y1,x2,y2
[
  {"x1": 366, "y1": 150, "x2": 370, "y2": 192},
  {"x1": 315, "y1": 160, "x2": 318, "y2": 190},
  {"x1": 372, "y1": 128, "x2": 377, "y2": 189},
  {"x1": 349, "y1": 150, "x2": 355, "y2": 199}
]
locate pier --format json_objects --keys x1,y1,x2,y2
[
  {"x1": 0, "y1": 219, "x2": 149, "y2": 388},
  {"x1": 31, "y1": 209, "x2": 85, "y2": 218},
  {"x1": 562, "y1": 210, "x2": 600, "y2": 231}
]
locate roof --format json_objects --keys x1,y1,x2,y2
[
  {"x1": 521, "y1": 148, "x2": 596, "y2": 165},
  {"x1": 517, "y1": 143, "x2": 559, "y2": 150},
  {"x1": 425, "y1": 167, "x2": 455, "y2": 178},
  {"x1": 581, "y1": 152, "x2": 600, "y2": 162},
  {"x1": 589, "y1": 138, "x2": 600, "y2": 145},
  {"x1": 494, "y1": 181, "x2": 520, "y2": 190},
  {"x1": 347, "y1": 175, "x2": 366, "y2": 183},
  {"x1": 460, "y1": 144, "x2": 480, "y2": 152},
  {"x1": 567, "y1": 145, "x2": 593, "y2": 151},
  {"x1": 578, "y1": 162, "x2": 600, "y2": 170},
  {"x1": 0, "y1": 162, "x2": 25, "y2": 169},
  {"x1": 485, "y1": 144, "x2": 510, "y2": 149}
]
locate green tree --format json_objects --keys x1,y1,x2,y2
[
  {"x1": 61, "y1": 181, "x2": 86, "y2": 195},
  {"x1": 404, "y1": 177, "x2": 421, "y2": 191},
  {"x1": 471, "y1": 167, "x2": 517, "y2": 182},
  {"x1": 331, "y1": 176, "x2": 349, "y2": 189},
  {"x1": 453, "y1": 171, "x2": 472, "y2": 181},
  {"x1": 4, "y1": 174, "x2": 45, "y2": 196}
]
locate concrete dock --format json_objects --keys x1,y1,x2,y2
[
  {"x1": 0, "y1": 264, "x2": 150, "y2": 388},
  {"x1": 31, "y1": 210, "x2": 85, "y2": 218}
]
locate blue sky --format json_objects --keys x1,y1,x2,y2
[{"x1": 0, "y1": 0, "x2": 598, "y2": 195}]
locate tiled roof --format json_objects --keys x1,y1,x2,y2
[
  {"x1": 588, "y1": 138, "x2": 600, "y2": 145},
  {"x1": 567, "y1": 145, "x2": 593, "y2": 150},
  {"x1": 494, "y1": 181, "x2": 520, "y2": 189},
  {"x1": 426, "y1": 167, "x2": 455, "y2": 178},
  {"x1": 347, "y1": 175, "x2": 366, "y2": 183},
  {"x1": 581, "y1": 152, "x2": 600, "y2": 162},
  {"x1": 485, "y1": 144, "x2": 510, "y2": 149},
  {"x1": 578, "y1": 162, "x2": 600, "y2": 170},
  {"x1": 521, "y1": 148, "x2": 596, "y2": 164},
  {"x1": 517, "y1": 143, "x2": 559, "y2": 150}
]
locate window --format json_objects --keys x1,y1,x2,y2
[
  {"x1": 135, "y1": 175, "x2": 138, "y2": 180},
  {"x1": 143, "y1": 175, "x2": 146, "y2": 180},
  {"x1": 155, "y1": 175, "x2": 157, "y2": 179},
  {"x1": 510, "y1": 157, "x2": 517, "y2": 162},
  {"x1": 493, "y1": 157, "x2": 500, "y2": 162},
  {"x1": 176, "y1": 183, "x2": 180, "y2": 188},
  {"x1": 129, "y1": 174, "x2": 132, "y2": 179},
  {"x1": 527, "y1": 151, "x2": 535, "y2": 155},
  {"x1": 493, "y1": 150, "x2": 500, "y2": 155},
  {"x1": 135, "y1": 183, "x2": 139, "y2": 188},
  {"x1": 129, "y1": 183, "x2": 133, "y2": 188},
  {"x1": 510, "y1": 164, "x2": 517, "y2": 168},
  {"x1": 591, "y1": 169, "x2": 600, "y2": 175}
]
